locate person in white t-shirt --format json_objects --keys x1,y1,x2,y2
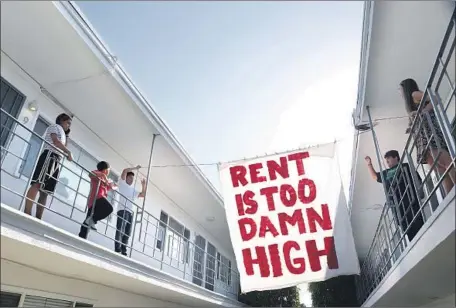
[
  {"x1": 115, "y1": 165, "x2": 146, "y2": 255},
  {"x1": 24, "y1": 113, "x2": 73, "y2": 220}
]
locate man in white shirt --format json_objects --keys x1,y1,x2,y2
[{"x1": 115, "y1": 165, "x2": 146, "y2": 256}]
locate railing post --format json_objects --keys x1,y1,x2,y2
[
  {"x1": 19, "y1": 141, "x2": 45, "y2": 212},
  {"x1": 365, "y1": 106, "x2": 390, "y2": 199},
  {"x1": 131, "y1": 133, "x2": 159, "y2": 257},
  {"x1": 183, "y1": 242, "x2": 188, "y2": 280},
  {"x1": 427, "y1": 88, "x2": 456, "y2": 159}
]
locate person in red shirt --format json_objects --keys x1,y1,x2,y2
[{"x1": 78, "y1": 161, "x2": 117, "y2": 239}]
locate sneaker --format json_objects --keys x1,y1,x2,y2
[
  {"x1": 121, "y1": 251, "x2": 128, "y2": 256},
  {"x1": 83, "y1": 217, "x2": 97, "y2": 231}
]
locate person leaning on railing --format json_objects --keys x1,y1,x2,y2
[
  {"x1": 24, "y1": 113, "x2": 73, "y2": 220},
  {"x1": 114, "y1": 165, "x2": 147, "y2": 256},
  {"x1": 78, "y1": 161, "x2": 117, "y2": 240},
  {"x1": 400, "y1": 78, "x2": 455, "y2": 195},
  {"x1": 365, "y1": 150, "x2": 425, "y2": 242}
]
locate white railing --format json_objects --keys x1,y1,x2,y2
[
  {"x1": 0, "y1": 109, "x2": 240, "y2": 299},
  {"x1": 355, "y1": 8, "x2": 455, "y2": 305}
]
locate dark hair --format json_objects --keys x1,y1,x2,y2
[
  {"x1": 126, "y1": 171, "x2": 135, "y2": 177},
  {"x1": 55, "y1": 113, "x2": 72, "y2": 125},
  {"x1": 97, "y1": 161, "x2": 110, "y2": 171},
  {"x1": 384, "y1": 150, "x2": 400, "y2": 160},
  {"x1": 399, "y1": 78, "x2": 420, "y2": 114}
]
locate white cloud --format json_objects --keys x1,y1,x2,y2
[{"x1": 269, "y1": 68, "x2": 358, "y2": 152}]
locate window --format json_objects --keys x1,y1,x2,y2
[
  {"x1": 156, "y1": 211, "x2": 168, "y2": 251},
  {"x1": 0, "y1": 291, "x2": 21, "y2": 307},
  {"x1": 23, "y1": 295, "x2": 73, "y2": 307},
  {"x1": 20, "y1": 117, "x2": 50, "y2": 177},
  {"x1": 156, "y1": 211, "x2": 190, "y2": 263},
  {"x1": 0, "y1": 291, "x2": 93, "y2": 307},
  {"x1": 216, "y1": 252, "x2": 232, "y2": 285},
  {"x1": 75, "y1": 303, "x2": 94, "y2": 307},
  {"x1": 205, "y1": 242, "x2": 216, "y2": 291},
  {"x1": 192, "y1": 235, "x2": 206, "y2": 286},
  {"x1": 1, "y1": 77, "x2": 26, "y2": 149}
]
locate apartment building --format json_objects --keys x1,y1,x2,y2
[
  {"x1": 350, "y1": 1, "x2": 455, "y2": 307},
  {"x1": 0, "y1": 1, "x2": 243, "y2": 307}
]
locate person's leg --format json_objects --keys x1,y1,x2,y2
[
  {"x1": 24, "y1": 151, "x2": 50, "y2": 215},
  {"x1": 24, "y1": 183, "x2": 40, "y2": 215},
  {"x1": 79, "y1": 207, "x2": 93, "y2": 239},
  {"x1": 428, "y1": 149, "x2": 456, "y2": 195},
  {"x1": 34, "y1": 154, "x2": 60, "y2": 220},
  {"x1": 92, "y1": 197, "x2": 113, "y2": 223},
  {"x1": 405, "y1": 200, "x2": 424, "y2": 242},
  {"x1": 115, "y1": 210, "x2": 126, "y2": 253},
  {"x1": 121, "y1": 211, "x2": 133, "y2": 255},
  {"x1": 35, "y1": 192, "x2": 48, "y2": 219}
]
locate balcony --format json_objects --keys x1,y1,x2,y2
[
  {"x1": 0, "y1": 108, "x2": 241, "y2": 304},
  {"x1": 354, "y1": 6, "x2": 455, "y2": 307},
  {"x1": 1, "y1": 1, "x2": 242, "y2": 306}
]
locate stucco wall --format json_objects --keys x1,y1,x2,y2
[
  {"x1": 0, "y1": 52, "x2": 237, "y2": 297},
  {"x1": 1, "y1": 259, "x2": 187, "y2": 307}
]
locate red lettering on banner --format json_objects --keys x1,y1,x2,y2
[
  {"x1": 279, "y1": 184, "x2": 297, "y2": 207},
  {"x1": 278, "y1": 209, "x2": 306, "y2": 236},
  {"x1": 229, "y1": 152, "x2": 310, "y2": 188},
  {"x1": 258, "y1": 216, "x2": 280, "y2": 238},
  {"x1": 269, "y1": 243, "x2": 283, "y2": 277},
  {"x1": 305, "y1": 236, "x2": 339, "y2": 271},
  {"x1": 235, "y1": 190, "x2": 258, "y2": 216},
  {"x1": 297, "y1": 178, "x2": 317, "y2": 204},
  {"x1": 287, "y1": 152, "x2": 310, "y2": 176},
  {"x1": 242, "y1": 246, "x2": 270, "y2": 277},
  {"x1": 249, "y1": 163, "x2": 267, "y2": 184},
  {"x1": 266, "y1": 157, "x2": 290, "y2": 181},
  {"x1": 283, "y1": 241, "x2": 305, "y2": 274},
  {"x1": 238, "y1": 217, "x2": 257, "y2": 241},
  {"x1": 242, "y1": 237, "x2": 339, "y2": 277},
  {"x1": 259, "y1": 186, "x2": 279, "y2": 211},
  {"x1": 238, "y1": 204, "x2": 332, "y2": 241},
  {"x1": 307, "y1": 203, "x2": 332, "y2": 232},
  {"x1": 230, "y1": 165, "x2": 248, "y2": 188},
  {"x1": 228, "y1": 151, "x2": 342, "y2": 280}
]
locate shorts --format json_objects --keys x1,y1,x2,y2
[{"x1": 31, "y1": 150, "x2": 61, "y2": 194}]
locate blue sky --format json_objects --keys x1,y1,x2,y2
[{"x1": 76, "y1": 1, "x2": 364, "y2": 305}]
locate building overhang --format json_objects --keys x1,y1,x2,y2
[
  {"x1": 0, "y1": 205, "x2": 245, "y2": 307},
  {"x1": 348, "y1": 1, "x2": 455, "y2": 258},
  {"x1": 0, "y1": 1, "x2": 232, "y2": 251}
]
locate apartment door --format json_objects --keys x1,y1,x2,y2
[
  {"x1": 205, "y1": 242, "x2": 216, "y2": 291},
  {"x1": 192, "y1": 235, "x2": 206, "y2": 286},
  {"x1": 0, "y1": 77, "x2": 26, "y2": 148},
  {"x1": 19, "y1": 117, "x2": 49, "y2": 177}
]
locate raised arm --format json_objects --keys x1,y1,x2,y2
[
  {"x1": 365, "y1": 156, "x2": 382, "y2": 182},
  {"x1": 138, "y1": 178, "x2": 147, "y2": 198},
  {"x1": 121, "y1": 165, "x2": 141, "y2": 181}
]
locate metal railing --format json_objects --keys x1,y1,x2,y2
[
  {"x1": 355, "y1": 9, "x2": 456, "y2": 305},
  {"x1": 0, "y1": 108, "x2": 240, "y2": 299}
]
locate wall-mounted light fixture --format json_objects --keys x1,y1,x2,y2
[
  {"x1": 40, "y1": 86, "x2": 74, "y2": 117},
  {"x1": 27, "y1": 100, "x2": 38, "y2": 112}
]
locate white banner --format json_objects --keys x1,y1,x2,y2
[{"x1": 219, "y1": 143, "x2": 359, "y2": 293}]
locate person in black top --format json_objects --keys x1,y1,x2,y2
[{"x1": 365, "y1": 150, "x2": 425, "y2": 242}]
